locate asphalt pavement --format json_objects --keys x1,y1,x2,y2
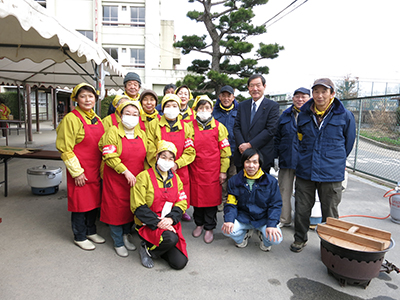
[{"x1": 1, "y1": 123, "x2": 400, "y2": 300}]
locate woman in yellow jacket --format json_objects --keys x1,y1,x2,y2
[
  {"x1": 139, "y1": 89, "x2": 160, "y2": 132},
  {"x1": 99, "y1": 100, "x2": 148, "y2": 257},
  {"x1": 0, "y1": 98, "x2": 11, "y2": 138},
  {"x1": 56, "y1": 83, "x2": 105, "y2": 251},
  {"x1": 146, "y1": 94, "x2": 195, "y2": 221},
  {"x1": 102, "y1": 95, "x2": 130, "y2": 131},
  {"x1": 189, "y1": 95, "x2": 232, "y2": 244},
  {"x1": 175, "y1": 85, "x2": 195, "y2": 123},
  {"x1": 131, "y1": 140, "x2": 188, "y2": 270}
]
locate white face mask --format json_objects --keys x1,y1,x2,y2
[
  {"x1": 157, "y1": 158, "x2": 175, "y2": 172},
  {"x1": 121, "y1": 115, "x2": 139, "y2": 129},
  {"x1": 196, "y1": 111, "x2": 212, "y2": 122},
  {"x1": 163, "y1": 107, "x2": 180, "y2": 120}
]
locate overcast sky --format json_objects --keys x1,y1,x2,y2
[{"x1": 161, "y1": 0, "x2": 400, "y2": 97}]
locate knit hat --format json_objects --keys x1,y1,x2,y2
[
  {"x1": 161, "y1": 94, "x2": 181, "y2": 110},
  {"x1": 116, "y1": 100, "x2": 142, "y2": 116},
  {"x1": 139, "y1": 89, "x2": 159, "y2": 103},
  {"x1": 124, "y1": 72, "x2": 142, "y2": 85},
  {"x1": 157, "y1": 140, "x2": 177, "y2": 157}
]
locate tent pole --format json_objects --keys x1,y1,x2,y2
[
  {"x1": 35, "y1": 88, "x2": 40, "y2": 133},
  {"x1": 25, "y1": 84, "x2": 33, "y2": 143},
  {"x1": 52, "y1": 88, "x2": 57, "y2": 130}
]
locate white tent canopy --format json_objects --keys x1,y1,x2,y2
[{"x1": 0, "y1": 0, "x2": 126, "y2": 89}]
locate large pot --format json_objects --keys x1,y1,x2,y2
[
  {"x1": 27, "y1": 165, "x2": 62, "y2": 195},
  {"x1": 317, "y1": 222, "x2": 395, "y2": 288}
]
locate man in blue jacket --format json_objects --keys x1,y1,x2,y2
[
  {"x1": 212, "y1": 85, "x2": 239, "y2": 210},
  {"x1": 275, "y1": 87, "x2": 310, "y2": 227},
  {"x1": 290, "y1": 78, "x2": 356, "y2": 253},
  {"x1": 222, "y1": 148, "x2": 283, "y2": 252}
]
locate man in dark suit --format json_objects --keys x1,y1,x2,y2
[{"x1": 233, "y1": 74, "x2": 279, "y2": 173}]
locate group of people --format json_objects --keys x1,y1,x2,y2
[{"x1": 56, "y1": 71, "x2": 356, "y2": 271}]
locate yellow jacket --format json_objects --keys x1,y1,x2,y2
[
  {"x1": 146, "y1": 115, "x2": 195, "y2": 168},
  {"x1": 102, "y1": 113, "x2": 120, "y2": 132},
  {"x1": 192, "y1": 118, "x2": 232, "y2": 173},
  {"x1": 131, "y1": 167, "x2": 187, "y2": 226},
  {"x1": 140, "y1": 110, "x2": 160, "y2": 132},
  {"x1": 178, "y1": 106, "x2": 195, "y2": 122},
  {"x1": 0, "y1": 103, "x2": 10, "y2": 120},
  {"x1": 98, "y1": 122, "x2": 148, "y2": 174},
  {"x1": 56, "y1": 106, "x2": 102, "y2": 178}
]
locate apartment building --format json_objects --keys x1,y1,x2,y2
[{"x1": 37, "y1": 0, "x2": 185, "y2": 95}]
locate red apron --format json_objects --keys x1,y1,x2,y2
[
  {"x1": 111, "y1": 113, "x2": 118, "y2": 126},
  {"x1": 67, "y1": 110, "x2": 104, "y2": 212},
  {"x1": 101, "y1": 135, "x2": 146, "y2": 225},
  {"x1": 160, "y1": 121, "x2": 190, "y2": 206},
  {"x1": 138, "y1": 168, "x2": 188, "y2": 257},
  {"x1": 189, "y1": 120, "x2": 222, "y2": 207}
]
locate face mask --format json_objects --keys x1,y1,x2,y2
[
  {"x1": 163, "y1": 107, "x2": 180, "y2": 120},
  {"x1": 121, "y1": 115, "x2": 139, "y2": 129},
  {"x1": 157, "y1": 158, "x2": 175, "y2": 172},
  {"x1": 196, "y1": 111, "x2": 212, "y2": 122}
]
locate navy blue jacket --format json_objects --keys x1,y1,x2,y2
[
  {"x1": 233, "y1": 97, "x2": 279, "y2": 170},
  {"x1": 296, "y1": 98, "x2": 356, "y2": 182},
  {"x1": 212, "y1": 97, "x2": 239, "y2": 155},
  {"x1": 224, "y1": 170, "x2": 282, "y2": 228},
  {"x1": 274, "y1": 105, "x2": 299, "y2": 169}
]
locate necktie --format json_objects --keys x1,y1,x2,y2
[{"x1": 250, "y1": 102, "x2": 257, "y2": 123}]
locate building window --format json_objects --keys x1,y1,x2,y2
[
  {"x1": 104, "y1": 48, "x2": 118, "y2": 62},
  {"x1": 130, "y1": 49, "x2": 145, "y2": 67},
  {"x1": 77, "y1": 30, "x2": 93, "y2": 41},
  {"x1": 103, "y1": 6, "x2": 118, "y2": 26},
  {"x1": 130, "y1": 7, "x2": 145, "y2": 27}
]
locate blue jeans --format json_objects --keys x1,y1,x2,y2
[
  {"x1": 109, "y1": 223, "x2": 131, "y2": 247},
  {"x1": 222, "y1": 219, "x2": 283, "y2": 247}
]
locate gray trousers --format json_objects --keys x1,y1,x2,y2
[
  {"x1": 294, "y1": 177, "x2": 342, "y2": 243},
  {"x1": 278, "y1": 168, "x2": 295, "y2": 224}
]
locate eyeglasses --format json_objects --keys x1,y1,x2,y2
[{"x1": 249, "y1": 83, "x2": 263, "y2": 89}]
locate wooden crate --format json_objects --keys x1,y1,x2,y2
[{"x1": 317, "y1": 217, "x2": 391, "y2": 252}]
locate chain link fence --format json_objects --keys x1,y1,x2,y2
[{"x1": 278, "y1": 94, "x2": 400, "y2": 184}]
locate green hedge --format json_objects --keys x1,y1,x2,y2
[{"x1": 0, "y1": 92, "x2": 24, "y2": 120}]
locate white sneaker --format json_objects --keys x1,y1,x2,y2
[
  {"x1": 258, "y1": 231, "x2": 271, "y2": 252},
  {"x1": 74, "y1": 239, "x2": 95, "y2": 251},
  {"x1": 115, "y1": 246, "x2": 129, "y2": 257},
  {"x1": 235, "y1": 229, "x2": 253, "y2": 248},
  {"x1": 86, "y1": 234, "x2": 105, "y2": 244},
  {"x1": 123, "y1": 234, "x2": 136, "y2": 251},
  {"x1": 278, "y1": 222, "x2": 291, "y2": 228}
]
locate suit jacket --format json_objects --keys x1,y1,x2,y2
[{"x1": 233, "y1": 97, "x2": 279, "y2": 170}]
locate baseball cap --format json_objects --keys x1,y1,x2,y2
[
  {"x1": 220, "y1": 85, "x2": 234, "y2": 94},
  {"x1": 293, "y1": 87, "x2": 310, "y2": 96},
  {"x1": 312, "y1": 78, "x2": 335, "y2": 91}
]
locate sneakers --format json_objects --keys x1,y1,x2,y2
[
  {"x1": 290, "y1": 241, "x2": 307, "y2": 253},
  {"x1": 181, "y1": 212, "x2": 191, "y2": 222},
  {"x1": 235, "y1": 229, "x2": 253, "y2": 248},
  {"x1": 114, "y1": 245, "x2": 128, "y2": 257},
  {"x1": 74, "y1": 239, "x2": 95, "y2": 251},
  {"x1": 278, "y1": 222, "x2": 291, "y2": 228},
  {"x1": 139, "y1": 241, "x2": 154, "y2": 268},
  {"x1": 123, "y1": 234, "x2": 136, "y2": 251},
  {"x1": 86, "y1": 234, "x2": 105, "y2": 244},
  {"x1": 257, "y1": 231, "x2": 271, "y2": 252}
]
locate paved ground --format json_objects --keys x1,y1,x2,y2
[{"x1": 1, "y1": 123, "x2": 400, "y2": 299}]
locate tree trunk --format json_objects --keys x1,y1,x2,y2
[{"x1": 202, "y1": 1, "x2": 221, "y2": 72}]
